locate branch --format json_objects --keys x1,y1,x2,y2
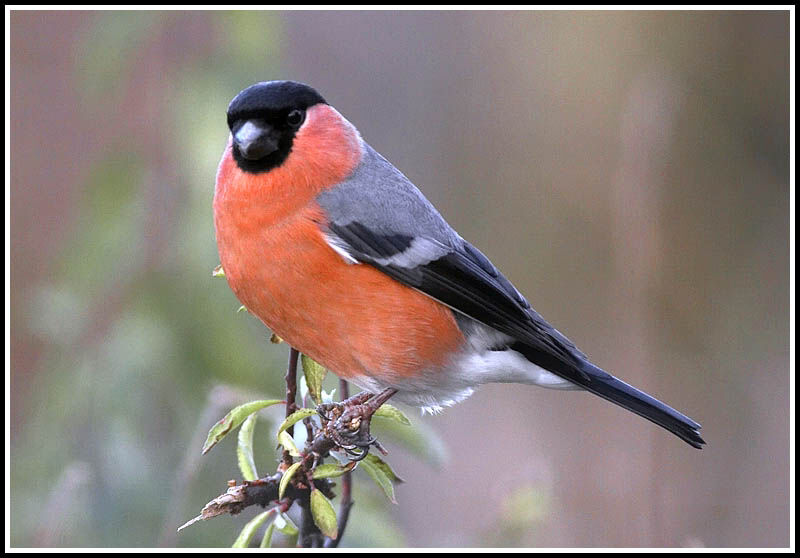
[
  {"x1": 282, "y1": 348, "x2": 300, "y2": 467},
  {"x1": 183, "y1": 347, "x2": 389, "y2": 547},
  {"x1": 177, "y1": 473, "x2": 335, "y2": 532},
  {"x1": 298, "y1": 491, "x2": 325, "y2": 548},
  {"x1": 324, "y1": 379, "x2": 354, "y2": 548}
]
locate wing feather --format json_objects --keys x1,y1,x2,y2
[{"x1": 325, "y1": 220, "x2": 591, "y2": 382}]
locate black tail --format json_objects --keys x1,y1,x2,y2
[
  {"x1": 510, "y1": 339, "x2": 705, "y2": 448},
  {"x1": 576, "y1": 361, "x2": 705, "y2": 448}
]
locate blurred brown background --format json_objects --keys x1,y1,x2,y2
[{"x1": 9, "y1": 10, "x2": 790, "y2": 548}]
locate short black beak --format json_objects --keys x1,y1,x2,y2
[{"x1": 233, "y1": 120, "x2": 279, "y2": 160}]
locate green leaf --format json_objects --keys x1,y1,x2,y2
[
  {"x1": 373, "y1": 403, "x2": 411, "y2": 426},
  {"x1": 301, "y1": 354, "x2": 327, "y2": 405},
  {"x1": 274, "y1": 512, "x2": 299, "y2": 537},
  {"x1": 278, "y1": 430, "x2": 301, "y2": 457},
  {"x1": 366, "y1": 453, "x2": 404, "y2": 484},
  {"x1": 360, "y1": 453, "x2": 401, "y2": 503},
  {"x1": 312, "y1": 461, "x2": 356, "y2": 480},
  {"x1": 276, "y1": 408, "x2": 318, "y2": 438},
  {"x1": 231, "y1": 509, "x2": 274, "y2": 548},
  {"x1": 279, "y1": 462, "x2": 302, "y2": 500},
  {"x1": 272, "y1": 511, "x2": 299, "y2": 547},
  {"x1": 212, "y1": 264, "x2": 225, "y2": 277},
  {"x1": 372, "y1": 415, "x2": 448, "y2": 468},
  {"x1": 202, "y1": 399, "x2": 282, "y2": 454},
  {"x1": 237, "y1": 305, "x2": 248, "y2": 313},
  {"x1": 310, "y1": 489, "x2": 338, "y2": 539},
  {"x1": 260, "y1": 521, "x2": 275, "y2": 548},
  {"x1": 236, "y1": 413, "x2": 258, "y2": 481}
]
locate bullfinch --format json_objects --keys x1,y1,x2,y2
[{"x1": 213, "y1": 80, "x2": 705, "y2": 450}]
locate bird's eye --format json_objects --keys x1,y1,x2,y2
[{"x1": 286, "y1": 109, "x2": 305, "y2": 128}]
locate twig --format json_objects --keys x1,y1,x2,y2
[
  {"x1": 282, "y1": 348, "x2": 299, "y2": 467},
  {"x1": 298, "y1": 491, "x2": 325, "y2": 548},
  {"x1": 185, "y1": 350, "x2": 373, "y2": 547},
  {"x1": 284, "y1": 346, "x2": 324, "y2": 547},
  {"x1": 178, "y1": 473, "x2": 335, "y2": 532},
  {"x1": 324, "y1": 379, "x2": 354, "y2": 548}
]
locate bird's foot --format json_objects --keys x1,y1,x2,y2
[{"x1": 317, "y1": 388, "x2": 397, "y2": 460}]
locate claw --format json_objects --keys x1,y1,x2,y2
[
  {"x1": 317, "y1": 388, "x2": 398, "y2": 462},
  {"x1": 316, "y1": 402, "x2": 340, "y2": 422},
  {"x1": 317, "y1": 407, "x2": 331, "y2": 421},
  {"x1": 347, "y1": 447, "x2": 370, "y2": 462}
]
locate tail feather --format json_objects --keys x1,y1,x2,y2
[
  {"x1": 511, "y1": 341, "x2": 705, "y2": 448},
  {"x1": 578, "y1": 362, "x2": 705, "y2": 449}
]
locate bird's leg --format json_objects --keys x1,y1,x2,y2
[
  {"x1": 317, "y1": 388, "x2": 398, "y2": 459},
  {"x1": 316, "y1": 391, "x2": 374, "y2": 421}
]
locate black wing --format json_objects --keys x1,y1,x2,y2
[
  {"x1": 327, "y1": 221, "x2": 591, "y2": 379},
  {"x1": 325, "y1": 221, "x2": 705, "y2": 448}
]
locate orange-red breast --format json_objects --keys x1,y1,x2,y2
[{"x1": 213, "y1": 80, "x2": 704, "y2": 448}]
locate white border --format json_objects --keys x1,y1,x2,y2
[{"x1": 5, "y1": 5, "x2": 794, "y2": 553}]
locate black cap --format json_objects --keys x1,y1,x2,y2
[{"x1": 227, "y1": 80, "x2": 327, "y2": 128}]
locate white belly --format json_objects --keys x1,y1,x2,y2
[{"x1": 347, "y1": 318, "x2": 579, "y2": 414}]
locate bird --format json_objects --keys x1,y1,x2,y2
[{"x1": 213, "y1": 80, "x2": 705, "y2": 451}]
